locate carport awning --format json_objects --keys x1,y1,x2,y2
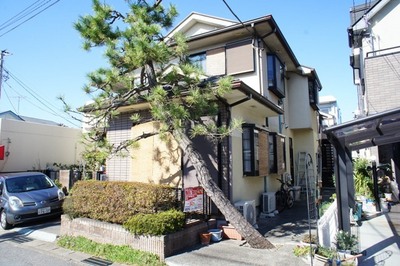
[{"x1": 324, "y1": 107, "x2": 400, "y2": 151}]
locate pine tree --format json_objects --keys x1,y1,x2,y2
[{"x1": 70, "y1": 0, "x2": 274, "y2": 249}]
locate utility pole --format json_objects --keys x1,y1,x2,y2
[{"x1": 0, "y1": 50, "x2": 10, "y2": 99}]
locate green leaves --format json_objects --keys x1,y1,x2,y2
[{"x1": 72, "y1": 0, "x2": 239, "y2": 167}]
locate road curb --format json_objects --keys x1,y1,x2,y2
[{"x1": 12, "y1": 227, "x2": 58, "y2": 242}]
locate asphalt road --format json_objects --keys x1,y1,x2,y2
[
  {"x1": 0, "y1": 224, "x2": 81, "y2": 266},
  {"x1": 0, "y1": 218, "x2": 83, "y2": 266}
]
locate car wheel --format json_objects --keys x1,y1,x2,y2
[{"x1": 0, "y1": 209, "x2": 12, "y2": 230}]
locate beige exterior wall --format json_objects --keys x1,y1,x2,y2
[
  {"x1": 0, "y1": 118, "x2": 82, "y2": 172},
  {"x1": 130, "y1": 121, "x2": 182, "y2": 186},
  {"x1": 230, "y1": 107, "x2": 273, "y2": 205},
  {"x1": 287, "y1": 73, "x2": 312, "y2": 129}
]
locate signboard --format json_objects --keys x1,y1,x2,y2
[
  {"x1": 184, "y1": 186, "x2": 203, "y2": 212},
  {"x1": 0, "y1": 145, "x2": 4, "y2": 160}
]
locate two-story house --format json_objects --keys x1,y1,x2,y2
[
  {"x1": 104, "y1": 13, "x2": 322, "y2": 218},
  {"x1": 348, "y1": 0, "x2": 400, "y2": 185}
]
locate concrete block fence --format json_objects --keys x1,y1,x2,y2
[{"x1": 60, "y1": 215, "x2": 216, "y2": 261}]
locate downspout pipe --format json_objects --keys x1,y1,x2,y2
[{"x1": 251, "y1": 25, "x2": 276, "y2": 192}]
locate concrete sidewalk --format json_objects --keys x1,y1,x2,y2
[
  {"x1": 166, "y1": 200, "x2": 315, "y2": 266},
  {"x1": 357, "y1": 203, "x2": 400, "y2": 266},
  {"x1": 165, "y1": 239, "x2": 308, "y2": 266}
]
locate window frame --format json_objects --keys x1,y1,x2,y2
[
  {"x1": 269, "y1": 132, "x2": 286, "y2": 174},
  {"x1": 308, "y1": 78, "x2": 319, "y2": 109},
  {"x1": 242, "y1": 124, "x2": 269, "y2": 177},
  {"x1": 242, "y1": 125, "x2": 259, "y2": 176},
  {"x1": 188, "y1": 52, "x2": 207, "y2": 72},
  {"x1": 267, "y1": 53, "x2": 286, "y2": 98},
  {"x1": 226, "y1": 39, "x2": 255, "y2": 75}
]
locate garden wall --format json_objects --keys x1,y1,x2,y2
[{"x1": 60, "y1": 215, "x2": 216, "y2": 261}]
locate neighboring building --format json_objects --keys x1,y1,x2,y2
[
  {"x1": 319, "y1": 96, "x2": 341, "y2": 189},
  {"x1": 348, "y1": 0, "x2": 400, "y2": 184},
  {"x1": 319, "y1": 95, "x2": 341, "y2": 128},
  {"x1": 0, "y1": 110, "x2": 83, "y2": 173},
  {"x1": 104, "y1": 13, "x2": 322, "y2": 216}
]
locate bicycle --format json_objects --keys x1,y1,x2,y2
[{"x1": 275, "y1": 174, "x2": 295, "y2": 212}]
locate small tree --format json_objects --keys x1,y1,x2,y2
[
  {"x1": 353, "y1": 158, "x2": 374, "y2": 199},
  {"x1": 64, "y1": 0, "x2": 273, "y2": 249}
]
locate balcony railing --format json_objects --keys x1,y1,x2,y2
[{"x1": 366, "y1": 45, "x2": 400, "y2": 58}]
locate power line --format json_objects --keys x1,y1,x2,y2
[
  {"x1": 0, "y1": 0, "x2": 61, "y2": 38},
  {"x1": 3, "y1": 67, "x2": 81, "y2": 127},
  {"x1": 221, "y1": 0, "x2": 253, "y2": 36},
  {"x1": 2, "y1": 86, "x2": 18, "y2": 114},
  {"x1": 0, "y1": 0, "x2": 47, "y2": 31}
]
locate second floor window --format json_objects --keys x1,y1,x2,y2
[
  {"x1": 308, "y1": 79, "x2": 320, "y2": 109},
  {"x1": 267, "y1": 54, "x2": 285, "y2": 98},
  {"x1": 189, "y1": 52, "x2": 206, "y2": 72}
]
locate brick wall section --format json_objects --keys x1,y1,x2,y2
[
  {"x1": 365, "y1": 52, "x2": 400, "y2": 113},
  {"x1": 107, "y1": 113, "x2": 132, "y2": 181},
  {"x1": 60, "y1": 215, "x2": 216, "y2": 261},
  {"x1": 106, "y1": 111, "x2": 153, "y2": 181}
]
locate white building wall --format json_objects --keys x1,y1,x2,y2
[
  {"x1": 370, "y1": 0, "x2": 400, "y2": 51},
  {"x1": 0, "y1": 118, "x2": 82, "y2": 172}
]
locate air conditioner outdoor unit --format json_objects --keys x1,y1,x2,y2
[
  {"x1": 234, "y1": 200, "x2": 256, "y2": 225},
  {"x1": 262, "y1": 192, "x2": 276, "y2": 213}
]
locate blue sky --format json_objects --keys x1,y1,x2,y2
[{"x1": 0, "y1": 0, "x2": 363, "y2": 128}]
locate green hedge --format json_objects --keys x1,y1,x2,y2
[
  {"x1": 63, "y1": 180, "x2": 180, "y2": 224},
  {"x1": 123, "y1": 209, "x2": 185, "y2": 236}
]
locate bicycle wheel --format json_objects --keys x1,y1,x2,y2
[
  {"x1": 286, "y1": 190, "x2": 294, "y2": 209},
  {"x1": 275, "y1": 190, "x2": 286, "y2": 212}
]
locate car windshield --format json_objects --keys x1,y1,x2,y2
[{"x1": 5, "y1": 175, "x2": 54, "y2": 193}]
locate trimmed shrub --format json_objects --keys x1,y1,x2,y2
[
  {"x1": 63, "y1": 180, "x2": 180, "y2": 224},
  {"x1": 123, "y1": 209, "x2": 185, "y2": 236}
]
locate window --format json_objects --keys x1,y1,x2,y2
[
  {"x1": 242, "y1": 124, "x2": 269, "y2": 176},
  {"x1": 308, "y1": 78, "x2": 320, "y2": 109},
  {"x1": 269, "y1": 133, "x2": 286, "y2": 174},
  {"x1": 243, "y1": 126, "x2": 259, "y2": 176},
  {"x1": 267, "y1": 54, "x2": 285, "y2": 98},
  {"x1": 189, "y1": 52, "x2": 206, "y2": 72},
  {"x1": 226, "y1": 39, "x2": 254, "y2": 75}
]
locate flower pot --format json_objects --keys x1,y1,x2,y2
[
  {"x1": 221, "y1": 225, "x2": 243, "y2": 240},
  {"x1": 208, "y1": 229, "x2": 222, "y2": 242},
  {"x1": 199, "y1": 232, "x2": 212, "y2": 245},
  {"x1": 313, "y1": 254, "x2": 329, "y2": 266}
]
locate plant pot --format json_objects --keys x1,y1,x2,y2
[
  {"x1": 208, "y1": 229, "x2": 222, "y2": 242},
  {"x1": 199, "y1": 232, "x2": 211, "y2": 245},
  {"x1": 313, "y1": 254, "x2": 329, "y2": 266},
  {"x1": 221, "y1": 225, "x2": 243, "y2": 240}
]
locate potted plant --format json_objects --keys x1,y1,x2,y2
[
  {"x1": 293, "y1": 244, "x2": 313, "y2": 264},
  {"x1": 335, "y1": 230, "x2": 358, "y2": 253},
  {"x1": 314, "y1": 246, "x2": 337, "y2": 265},
  {"x1": 300, "y1": 233, "x2": 318, "y2": 247}
]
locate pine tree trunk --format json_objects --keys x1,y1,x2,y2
[{"x1": 174, "y1": 130, "x2": 274, "y2": 249}]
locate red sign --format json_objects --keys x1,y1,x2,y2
[
  {"x1": 0, "y1": 145, "x2": 4, "y2": 160},
  {"x1": 184, "y1": 186, "x2": 204, "y2": 212}
]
